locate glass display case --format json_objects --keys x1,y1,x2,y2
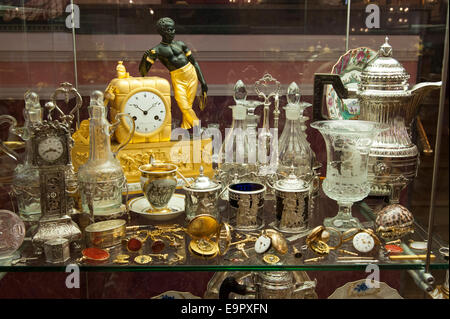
[{"x1": 0, "y1": 0, "x2": 448, "y2": 300}]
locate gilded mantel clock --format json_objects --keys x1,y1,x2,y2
[
  {"x1": 71, "y1": 61, "x2": 213, "y2": 190},
  {"x1": 105, "y1": 62, "x2": 172, "y2": 144}
]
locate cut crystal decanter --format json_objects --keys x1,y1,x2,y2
[{"x1": 278, "y1": 82, "x2": 316, "y2": 181}]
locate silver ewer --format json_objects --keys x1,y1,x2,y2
[
  {"x1": 355, "y1": 37, "x2": 441, "y2": 202},
  {"x1": 313, "y1": 37, "x2": 442, "y2": 203}
]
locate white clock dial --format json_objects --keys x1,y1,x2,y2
[
  {"x1": 254, "y1": 235, "x2": 271, "y2": 254},
  {"x1": 38, "y1": 136, "x2": 64, "y2": 162},
  {"x1": 123, "y1": 91, "x2": 166, "y2": 134},
  {"x1": 352, "y1": 232, "x2": 375, "y2": 253}
]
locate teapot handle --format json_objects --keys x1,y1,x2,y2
[
  {"x1": 312, "y1": 73, "x2": 350, "y2": 121},
  {"x1": 219, "y1": 277, "x2": 250, "y2": 299},
  {"x1": 111, "y1": 113, "x2": 135, "y2": 156},
  {"x1": 0, "y1": 115, "x2": 19, "y2": 161}
]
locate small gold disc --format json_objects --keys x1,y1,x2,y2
[
  {"x1": 263, "y1": 254, "x2": 280, "y2": 264},
  {"x1": 116, "y1": 254, "x2": 130, "y2": 260},
  {"x1": 134, "y1": 255, "x2": 152, "y2": 264},
  {"x1": 113, "y1": 259, "x2": 130, "y2": 264},
  {"x1": 189, "y1": 240, "x2": 218, "y2": 257}
]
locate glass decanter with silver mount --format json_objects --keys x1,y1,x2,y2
[{"x1": 77, "y1": 91, "x2": 135, "y2": 221}]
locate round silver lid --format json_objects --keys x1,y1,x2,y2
[
  {"x1": 359, "y1": 37, "x2": 410, "y2": 91},
  {"x1": 274, "y1": 169, "x2": 308, "y2": 192},
  {"x1": 185, "y1": 166, "x2": 221, "y2": 191},
  {"x1": 85, "y1": 219, "x2": 126, "y2": 233}
]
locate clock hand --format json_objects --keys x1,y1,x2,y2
[
  {"x1": 132, "y1": 104, "x2": 146, "y2": 113},
  {"x1": 44, "y1": 148, "x2": 57, "y2": 154},
  {"x1": 144, "y1": 103, "x2": 158, "y2": 112}
]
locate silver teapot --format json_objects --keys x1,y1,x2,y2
[{"x1": 314, "y1": 37, "x2": 441, "y2": 202}]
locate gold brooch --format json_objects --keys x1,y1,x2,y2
[{"x1": 263, "y1": 254, "x2": 280, "y2": 264}]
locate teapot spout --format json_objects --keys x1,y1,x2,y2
[{"x1": 407, "y1": 81, "x2": 442, "y2": 125}]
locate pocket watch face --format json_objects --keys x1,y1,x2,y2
[
  {"x1": 352, "y1": 232, "x2": 375, "y2": 253},
  {"x1": 123, "y1": 90, "x2": 167, "y2": 134},
  {"x1": 38, "y1": 136, "x2": 64, "y2": 162}
]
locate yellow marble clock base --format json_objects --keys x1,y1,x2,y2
[{"x1": 72, "y1": 138, "x2": 214, "y2": 194}]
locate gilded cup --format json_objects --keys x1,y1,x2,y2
[{"x1": 139, "y1": 163, "x2": 178, "y2": 213}]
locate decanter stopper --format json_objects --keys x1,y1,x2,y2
[
  {"x1": 233, "y1": 80, "x2": 247, "y2": 104},
  {"x1": 88, "y1": 91, "x2": 105, "y2": 119},
  {"x1": 90, "y1": 90, "x2": 104, "y2": 106},
  {"x1": 21, "y1": 91, "x2": 42, "y2": 138},
  {"x1": 287, "y1": 82, "x2": 301, "y2": 106},
  {"x1": 24, "y1": 91, "x2": 40, "y2": 110}
]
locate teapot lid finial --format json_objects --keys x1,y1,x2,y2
[{"x1": 380, "y1": 36, "x2": 393, "y2": 57}]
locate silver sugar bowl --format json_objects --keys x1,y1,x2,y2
[
  {"x1": 271, "y1": 169, "x2": 310, "y2": 234},
  {"x1": 183, "y1": 166, "x2": 223, "y2": 221}
]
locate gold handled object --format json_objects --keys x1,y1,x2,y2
[
  {"x1": 416, "y1": 116, "x2": 433, "y2": 156},
  {"x1": 389, "y1": 254, "x2": 436, "y2": 261}
]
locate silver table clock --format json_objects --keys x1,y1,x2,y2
[{"x1": 30, "y1": 83, "x2": 82, "y2": 254}]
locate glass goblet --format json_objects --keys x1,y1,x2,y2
[{"x1": 311, "y1": 120, "x2": 388, "y2": 231}]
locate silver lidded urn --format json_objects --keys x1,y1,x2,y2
[
  {"x1": 271, "y1": 168, "x2": 310, "y2": 235},
  {"x1": 183, "y1": 166, "x2": 223, "y2": 221},
  {"x1": 357, "y1": 37, "x2": 441, "y2": 202}
]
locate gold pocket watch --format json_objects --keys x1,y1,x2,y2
[
  {"x1": 342, "y1": 228, "x2": 380, "y2": 253},
  {"x1": 185, "y1": 214, "x2": 231, "y2": 258},
  {"x1": 306, "y1": 226, "x2": 342, "y2": 255}
]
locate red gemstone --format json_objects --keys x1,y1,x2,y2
[
  {"x1": 151, "y1": 240, "x2": 165, "y2": 253},
  {"x1": 82, "y1": 247, "x2": 110, "y2": 261},
  {"x1": 385, "y1": 245, "x2": 403, "y2": 254},
  {"x1": 127, "y1": 238, "x2": 143, "y2": 252}
]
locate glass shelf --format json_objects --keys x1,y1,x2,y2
[{"x1": 0, "y1": 189, "x2": 448, "y2": 273}]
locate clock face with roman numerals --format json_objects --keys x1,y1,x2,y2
[{"x1": 123, "y1": 90, "x2": 167, "y2": 134}]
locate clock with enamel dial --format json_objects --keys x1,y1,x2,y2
[
  {"x1": 38, "y1": 136, "x2": 64, "y2": 162},
  {"x1": 342, "y1": 228, "x2": 380, "y2": 254},
  {"x1": 352, "y1": 232, "x2": 376, "y2": 253},
  {"x1": 122, "y1": 89, "x2": 167, "y2": 136},
  {"x1": 105, "y1": 73, "x2": 172, "y2": 144},
  {"x1": 32, "y1": 127, "x2": 70, "y2": 167}
]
